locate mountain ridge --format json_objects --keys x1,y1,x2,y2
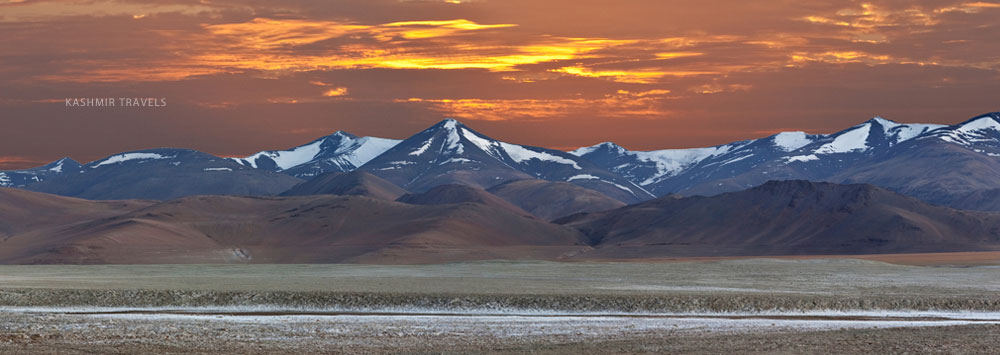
[
  {"x1": 557, "y1": 180, "x2": 1000, "y2": 258},
  {"x1": 22, "y1": 148, "x2": 302, "y2": 200},
  {"x1": 358, "y1": 119, "x2": 655, "y2": 203},
  {"x1": 573, "y1": 112, "x2": 1000, "y2": 210},
  {"x1": 230, "y1": 131, "x2": 400, "y2": 178},
  {"x1": 3, "y1": 112, "x2": 999, "y2": 208}
]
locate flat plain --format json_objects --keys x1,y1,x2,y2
[{"x1": 1, "y1": 258, "x2": 999, "y2": 354}]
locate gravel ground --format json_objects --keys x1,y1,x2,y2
[
  {"x1": 0, "y1": 311, "x2": 998, "y2": 354},
  {"x1": 1, "y1": 259, "x2": 998, "y2": 353}
]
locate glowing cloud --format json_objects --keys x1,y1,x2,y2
[
  {"x1": 402, "y1": 89, "x2": 674, "y2": 121},
  {"x1": 186, "y1": 19, "x2": 635, "y2": 74},
  {"x1": 322, "y1": 87, "x2": 349, "y2": 97}
]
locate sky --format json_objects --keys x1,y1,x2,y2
[{"x1": 1, "y1": 0, "x2": 998, "y2": 169}]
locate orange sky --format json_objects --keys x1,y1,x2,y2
[{"x1": 1, "y1": 0, "x2": 998, "y2": 168}]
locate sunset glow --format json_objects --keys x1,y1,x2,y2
[{"x1": 0, "y1": 0, "x2": 998, "y2": 168}]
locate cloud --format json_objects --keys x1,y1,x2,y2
[
  {"x1": 0, "y1": 0, "x2": 999, "y2": 167},
  {"x1": 322, "y1": 87, "x2": 349, "y2": 97},
  {"x1": 0, "y1": 156, "x2": 45, "y2": 170},
  {"x1": 401, "y1": 89, "x2": 676, "y2": 121}
]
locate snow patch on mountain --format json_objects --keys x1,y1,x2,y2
[
  {"x1": 92, "y1": 153, "x2": 172, "y2": 168},
  {"x1": 454, "y1": 124, "x2": 581, "y2": 169},
  {"x1": 459, "y1": 127, "x2": 496, "y2": 156},
  {"x1": 243, "y1": 140, "x2": 322, "y2": 170},
  {"x1": 569, "y1": 141, "x2": 742, "y2": 187},
  {"x1": 567, "y1": 174, "x2": 634, "y2": 193},
  {"x1": 234, "y1": 132, "x2": 401, "y2": 174},
  {"x1": 784, "y1": 154, "x2": 819, "y2": 163},
  {"x1": 957, "y1": 116, "x2": 1000, "y2": 134},
  {"x1": 814, "y1": 123, "x2": 872, "y2": 154},
  {"x1": 442, "y1": 119, "x2": 465, "y2": 154},
  {"x1": 602, "y1": 180, "x2": 636, "y2": 193},
  {"x1": 48, "y1": 158, "x2": 72, "y2": 173},
  {"x1": 872, "y1": 117, "x2": 944, "y2": 142},
  {"x1": 894, "y1": 124, "x2": 943, "y2": 141},
  {"x1": 440, "y1": 158, "x2": 474, "y2": 165},
  {"x1": 634, "y1": 147, "x2": 733, "y2": 184},
  {"x1": 500, "y1": 142, "x2": 581, "y2": 169},
  {"x1": 772, "y1": 132, "x2": 813, "y2": 152},
  {"x1": 338, "y1": 137, "x2": 401, "y2": 168},
  {"x1": 569, "y1": 142, "x2": 624, "y2": 156},
  {"x1": 409, "y1": 138, "x2": 433, "y2": 156},
  {"x1": 919, "y1": 114, "x2": 1000, "y2": 147},
  {"x1": 638, "y1": 147, "x2": 727, "y2": 170}
]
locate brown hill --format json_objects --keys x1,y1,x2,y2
[
  {"x1": 486, "y1": 179, "x2": 626, "y2": 220},
  {"x1": 281, "y1": 171, "x2": 407, "y2": 201},
  {"x1": 0, "y1": 188, "x2": 153, "y2": 238},
  {"x1": 0, "y1": 191, "x2": 587, "y2": 264},
  {"x1": 557, "y1": 180, "x2": 1000, "y2": 258},
  {"x1": 396, "y1": 184, "x2": 531, "y2": 217}
]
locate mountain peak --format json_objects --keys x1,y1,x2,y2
[
  {"x1": 328, "y1": 131, "x2": 358, "y2": 140},
  {"x1": 47, "y1": 157, "x2": 80, "y2": 166},
  {"x1": 429, "y1": 118, "x2": 464, "y2": 131},
  {"x1": 960, "y1": 112, "x2": 1000, "y2": 124},
  {"x1": 770, "y1": 131, "x2": 813, "y2": 152},
  {"x1": 867, "y1": 116, "x2": 899, "y2": 126},
  {"x1": 956, "y1": 113, "x2": 1000, "y2": 133},
  {"x1": 40, "y1": 157, "x2": 82, "y2": 173},
  {"x1": 568, "y1": 142, "x2": 626, "y2": 156},
  {"x1": 231, "y1": 130, "x2": 401, "y2": 176}
]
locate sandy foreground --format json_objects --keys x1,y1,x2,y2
[{"x1": 1, "y1": 258, "x2": 999, "y2": 354}]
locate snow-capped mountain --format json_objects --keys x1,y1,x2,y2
[
  {"x1": 572, "y1": 116, "x2": 954, "y2": 197},
  {"x1": 25, "y1": 148, "x2": 301, "y2": 200},
  {"x1": 569, "y1": 141, "x2": 747, "y2": 187},
  {"x1": 231, "y1": 131, "x2": 400, "y2": 178},
  {"x1": 832, "y1": 113, "x2": 1000, "y2": 208},
  {"x1": 0, "y1": 158, "x2": 82, "y2": 188},
  {"x1": 673, "y1": 117, "x2": 945, "y2": 196},
  {"x1": 360, "y1": 119, "x2": 654, "y2": 203},
  {"x1": 917, "y1": 112, "x2": 1000, "y2": 152},
  {"x1": 6, "y1": 113, "x2": 998, "y2": 209},
  {"x1": 779, "y1": 117, "x2": 943, "y2": 171},
  {"x1": 572, "y1": 129, "x2": 831, "y2": 196}
]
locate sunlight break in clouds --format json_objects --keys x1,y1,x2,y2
[
  {"x1": 195, "y1": 19, "x2": 634, "y2": 72},
  {"x1": 401, "y1": 89, "x2": 675, "y2": 121}
]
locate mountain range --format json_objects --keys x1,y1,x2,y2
[
  {"x1": 19, "y1": 149, "x2": 302, "y2": 200},
  {"x1": 572, "y1": 113, "x2": 1000, "y2": 211},
  {"x1": 357, "y1": 119, "x2": 653, "y2": 203},
  {"x1": 2, "y1": 112, "x2": 999, "y2": 211}
]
